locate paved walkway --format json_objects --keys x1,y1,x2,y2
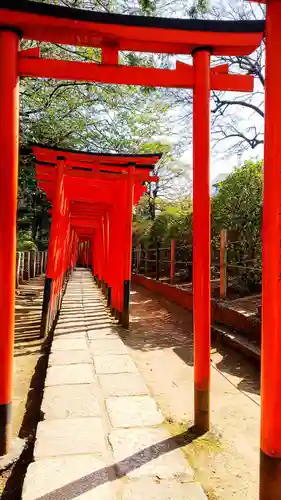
[{"x1": 22, "y1": 269, "x2": 206, "y2": 499}]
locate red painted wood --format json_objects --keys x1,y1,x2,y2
[
  {"x1": 0, "y1": 32, "x2": 19, "y2": 422},
  {"x1": 19, "y1": 57, "x2": 254, "y2": 92},
  {"x1": 260, "y1": 0, "x2": 281, "y2": 459},
  {"x1": 0, "y1": 8, "x2": 263, "y2": 56},
  {"x1": 192, "y1": 49, "x2": 211, "y2": 431}
]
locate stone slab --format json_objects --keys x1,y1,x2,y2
[
  {"x1": 56, "y1": 320, "x2": 85, "y2": 328},
  {"x1": 34, "y1": 418, "x2": 107, "y2": 459},
  {"x1": 59, "y1": 314, "x2": 84, "y2": 320},
  {"x1": 121, "y1": 479, "x2": 207, "y2": 500},
  {"x1": 45, "y1": 364, "x2": 94, "y2": 386},
  {"x1": 94, "y1": 355, "x2": 138, "y2": 374},
  {"x1": 99, "y1": 373, "x2": 149, "y2": 397},
  {"x1": 86, "y1": 320, "x2": 113, "y2": 329},
  {"x1": 22, "y1": 455, "x2": 117, "y2": 500},
  {"x1": 84, "y1": 313, "x2": 110, "y2": 318},
  {"x1": 61, "y1": 300, "x2": 83, "y2": 305},
  {"x1": 0, "y1": 437, "x2": 25, "y2": 471},
  {"x1": 60, "y1": 302, "x2": 83, "y2": 308},
  {"x1": 87, "y1": 328, "x2": 118, "y2": 340},
  {"x1": 51, "y1": 338, "x2": 87, "y2": 351},
  {"x1": 54, "y1": 331, "x2": 87, "y2": 339},
  {"x1": 109, "y1": 428, "x2": 192, "y2": 479},
  {"x1": 49, "y1": 350, "x2": 92, "y2": 366},
  {"x1": 83, "y1": 301, "x2": 107, "y2": 305},
  {"x1": 55, "y1": 323, "x2": 86, "y2": 330},
  {"x1": 90, "y1": 339, "x2": 127, "y2": 356},
  {"x1": 106, "y1": 396, "x2": 164, "y2": 428},
  {"x1": 42, "y1": 384, "x2": 100, "y2": 419}
]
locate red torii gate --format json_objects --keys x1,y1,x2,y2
[
  {"x1": 0, "y1": 0, "x2": 264, "y2": 488},
  {"x1": 31, "y1": 144, "x2": 160, "y2": 336}
]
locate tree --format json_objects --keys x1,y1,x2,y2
[
  {"x1": 18, "y1": 0, "x2": 209, "y2": 245},
  {"x1": 163, "y1": 1, "x2": 265, "y2": 156},
  {"x1": 138, "y1": 141, "x2": 191, "y2": 220},
  {"x1": 209, "y1": 1, "x2": 265, "y2": 155},
  {"x1": 133, "y1": 196, "x2": 192, "y2": 246},
  {"x1": 212, "y1": 159, "x2": 263, "y2": 289}
]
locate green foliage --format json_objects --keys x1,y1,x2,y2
[
  {"x1": 18, "y1": 155, "x2": 51, "y2": 250},
  {"x1": 134, "y1": 160, "x2": 263, "y2": 291},
  {"x1": 212, "y1": 160, "x2": 263, "y2": 235},
  {"x1": 139, "y1": 0, "x2": 156, "y2": 14},
  {"x1": 189, "y1": 0, "x2": 209, "y2": 17},
  {"x1": 18, "y1": 3, "x2": 172, "y2": 248},
  {"x1": 134, "y1": 196, "x2": 192, "y2": 246},
  {"x1": 17, "y1": 230, "x2": 38, "y2": 251},
  {"x1": 212, "y1": 160, "x2": 263, "y2": 289}
]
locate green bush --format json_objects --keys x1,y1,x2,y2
[{"x1": 17, "y1": 230, "x2": 37, "y2": 251}]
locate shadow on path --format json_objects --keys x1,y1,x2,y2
[{"x1": 24, "y1": 427, "x2": 198, "y2": 500}]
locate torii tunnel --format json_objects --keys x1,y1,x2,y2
[
  {"x1": 32, "y1": 144, "x2": 161, "y2": 336},
  {"x1": 0, "y1": 0, "x2": 280, "y2": 497}
]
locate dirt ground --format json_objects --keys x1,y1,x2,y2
[
  {"x1": 0, "y1": 278, "x2": 46, "y2": 500},
  {"x1": 223, "y1": 294, "x2": 261, "y2": 317},
  {"x1": 123, "y1": 285, "x2": 261, "y2": 500}
]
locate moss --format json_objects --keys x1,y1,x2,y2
[{"x1": 164, "y1": 418, "x2": 223, "y2": 500}]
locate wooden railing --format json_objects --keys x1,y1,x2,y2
[{"x1": 16, "y1": 250, "x2": 48, "y2": 288}]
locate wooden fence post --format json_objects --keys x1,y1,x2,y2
[
  {"x1": 40, "y1": 251, "x2": 44, "y2": 274},
  {"x1": 132, "y1": 247, "x2": 136, "y2": 272},
  {"x1": 136, "y1": 244, "x2": 141, "y2": 273},
  {"x1": 156, "y1": 242, "x2": 160, "y2": 281},
  {"x1": 170, "y1": 239, "x2": 176, "y2": 283},
  {"x1": 16, "y1": 252, "x2": 20, "y2": 289},
  {"x1": 36, "y1": 251, "x2": 40, "y2": 275},
  {"x1": 144, "y1": 249, "x2": 148, "y2": 275},
  {"x1": 23, "y1": 251, "x2": 30, "y2": 281},
  {"x1": 43, "y1": 251, "x2": 47, "y2": 273},
  {"x1": 220, "y1": 229, "x2": 228, "y2": 298},
  {"x1": 19, "y1": 252, "x2": 24, "y2": 284},
  {"x1": 30, "y1": 251, "x2": 36, "y2": 279}
]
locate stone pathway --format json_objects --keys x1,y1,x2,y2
[{"x1": 22, "y1": 269, "x2": 206, "y2": 500}]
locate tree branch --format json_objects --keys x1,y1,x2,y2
[{"x1": 212, "y1": 95, "x2": 264, "y2": 119}]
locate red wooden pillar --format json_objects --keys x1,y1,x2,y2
[
  {"x1": 0, "y1": 30, "x2": 19, "y2": 456},
  {"x1": 111, "y1": 198, "x2": 123, "y2": 319},
  {"x1": 0, "y1": 29, "x2": 19, "y2": 455},
  {"x1": 258, "y1": 1, "x2": 281, "y2": 497},
  {"x1": 170, "y1": 239, "x2": 176, "y2": 283},
  {"x1": 98, "y1": 220, "x2": 104, "y2": 285},
  {"x1": 192, "y1": 48, "x2": 211, "y2": 434},
  {"x1": 121, "y1": 165, "x2": 135, "y2": 328},
  {"x1": 95, "y1": 223, "x2": 101, "y2": 285},
  {"x1": 93, "y1": 236, "x2": 97, "y2": 280},
  {"x1": 101, "y1": 216, "x2": 106, "y2": 287},
  {"x1": 105, "y1": 212, "x2": 112, "y2": 307},
  {"x1": 40, "y1": 158, "x2": 64, "y2": 338},
  {"x1": 109, "y1": 207, "x2": 118, "y2": 314},
  {"x1": 104, "y1": 211, "x2": 110, "y2": 286}
]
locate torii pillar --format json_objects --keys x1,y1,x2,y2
[
  {"x1": 249, "y1": 1, "x2": 281, "y2": 498},
  {"x1": 0, "y1": 30, "x2": 19, "y2": 456}
]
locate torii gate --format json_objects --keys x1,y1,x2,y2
[
  {"x1": 0, "y1": 0, "x2": 263, "y2": 485},
  {"x1": 31, "y1": 144, "x2": 160, "y2": 336}
]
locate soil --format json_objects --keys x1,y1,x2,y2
[
  {"x1": 0, "y1": 277, "x2": 47, "y2": 500},
  {"x1": 223, "y1": 295, "x2": 261, "y2": 317},
  {"x1": 123, "y1": 285, "x2": 261, "y2": 500}
]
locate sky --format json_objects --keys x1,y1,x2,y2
[{"x1": 176, "y1": 139, "x2": 264, "y2": 183}]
